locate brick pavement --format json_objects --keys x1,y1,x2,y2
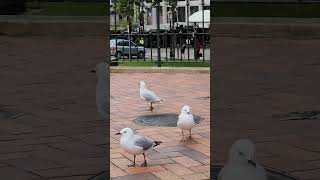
[
  {"x1": 213, "y1": 37, "x2": 320, "y2": 180},
  {"x1": 0, "y1": 36, "x2": 106, "y2": 179},
  {"x1": 2, "y1": 33, "x2": 320, "y2": 180},
  {"x1": 110, "y1": 73, "x2": 210, "y2": 179}
]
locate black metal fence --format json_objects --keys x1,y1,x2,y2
[{"x1": 110, "y1": 0, "x2": 210, "y2": 65}]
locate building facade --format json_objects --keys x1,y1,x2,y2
[
  {"x1": 110, "y1": 0, "x2": 210, "y2": 32},
  {"x1": 144, "y1": 0, "x2": 210, "y2": 31}
]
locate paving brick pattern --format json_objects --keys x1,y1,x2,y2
[
  {"x1": 0, "y1": 36, "x2": 106, "y2": 179},
  {"x1": 213, "y1": 37, "x2": 320, "y2": 180},
  {"x1": 2, "y1": 32, "x2": 320, "y2": 180},
  {"x1": 110, "y1": 73, "x2": 210, "y2": 179}
]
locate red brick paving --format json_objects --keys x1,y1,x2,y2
[
  {"x1": 0, "y1": 36, "x2": 106, "y2": 179},
  {"x1": 110, "y1": 73, "x2": 210, "y2": 179},
  {"x1": 213, "y1": 37, "x2": 320, "y2": 180},
  {"x1": 2, "y1": 34, "x2": 320, "y2": 180}
]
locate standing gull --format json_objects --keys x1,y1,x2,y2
[
  {"x1": 177, "y1": 105, "x2": 196, "y2": 142},
  {"x1": 116, "y1": 128, "x2": 162, "y2": 167},
  {"x1": 218, "y1": 139, "x2": 267, "y2": 180},
  {"x1": 91, "y1": 63, "x2": 107, "y2": 120},
  {"x1": 139, "y1": 81, "x2": 162, "y2": 111}
]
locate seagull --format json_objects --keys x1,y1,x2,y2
[
  {"x1": 139, "y1": 81, "x2": 162, "y2": 111},
  {"x1": 116, "y1": 128, "x2": 162, "y2": 167},
  {"x1": 177, "y1": 105, "x2": 196, "y2": 142},
  {"x1": 91, "y1": 63, "x2": 107, "y2": 120},
  {"x1": 218, "y1": 139, "x2": 267, "y2": 180}
]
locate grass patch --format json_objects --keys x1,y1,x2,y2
[
  {"x1": 118, "y1": 61, "x2": 210, "y2": 67},
  {"x1": 26, "y1": 2, "x2": 107, "y2": 16},
  {"x1": 214, "y1": 2, "x2": 320, "y2": 18}
]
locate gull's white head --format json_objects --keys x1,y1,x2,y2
[
  {"x1": 229, "y1": 139, "x2": 257, "y2": 167},
  {"x1": 140, "y1": 81, "x2": 146, "y2": 88},
  {"x1": 181, "y1": 105, "x2": 191, "y2": 114},
  {"x1": 116, "y1": 128, "x2": 134, "y2": 136}
]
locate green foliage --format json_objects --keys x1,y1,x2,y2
[
  {"x1": 115, "y1": 0, "x2": 142, "y2": 32},
  {"x1": 115, "y1": 0, "x2": 134, "y2": 19},
  {"x1": 114, "y1": 0, "x2": 178, "y2": 31},
  {"x1": 118, "y1": 19, "x2": 129, "y2": 30}
]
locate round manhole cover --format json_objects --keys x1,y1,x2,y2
[
  {"x1": 0, "y1": 110, "x2": 14, "y2": 119},
  {"x1": 133, "y1": 113, "x2": 204, "y2": 127},
  {"x1": 212, "y1": 165, "x2": 297, "y2": 180}
]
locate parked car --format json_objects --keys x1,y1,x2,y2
[{"x1": 110, "y1": 39, "x2": 145, "y2": 59}]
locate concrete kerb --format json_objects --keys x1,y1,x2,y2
[{"x1": 110, "y1": 66, "x2": 210, "y2": 74}]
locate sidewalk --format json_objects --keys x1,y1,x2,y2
[
  {"x1": 213, "y1": 36, "x2": 320, "y2": 180},
  {"x1": 110, "y1": 73, "x2": 210, "y2": 179},
  {"x1": 0, "y1": 36, "x2": 107, "y2": 179}
]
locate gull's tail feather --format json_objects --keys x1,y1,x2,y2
[{"x1": 153, "y1": 141, "x2": 162, "y2": 147}]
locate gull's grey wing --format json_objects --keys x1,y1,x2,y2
[
  {"x1": 134, "y1": 136, "x2": 154, "y2": 150},
  {"x1": 141, "y1": 89, "x2": 160, "y2": 102}
]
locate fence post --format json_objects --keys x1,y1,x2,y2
[
  {"x1": 149, "y1": 31, "x2": 153, "y2": 62},
  {"x1": 186, "y1": 0, "x2": 190, "y2": 61},
  {"x1": 156, "y1": 0, "x2": 161, "y2": 67},
  {"x1": 179, "y1": 30, "x2": 182, "y2": 61},
  {"x1": 165, "y1": 30, "x2": 168, "y2": 62},
  {"x1": 193, "y1": 30, "x2": 197, "y2": 60},
  {"x1": 201, "y1": 0, "x2": 205, "y2": 62}
]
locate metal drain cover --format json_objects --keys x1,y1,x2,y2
[
  {"x1": 273, "y1": 111, "x2": 320, "y2": 121},
  {"x1": 212, "y1": 165, "x2": 297, "y2": 180},
  {"x1": 133, "y1": 113, "x2": 204, "y2": 127}
]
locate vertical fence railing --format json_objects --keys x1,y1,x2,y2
[
  {"x1": 110, "y1": 0, "x2": 210, "y2": 63},
  {"x1": 186, "y1": 0, "x2": 190, "y2": 61}
]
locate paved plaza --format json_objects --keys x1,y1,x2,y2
[
  {"x1": 213, "y1": 37, "x2": 320, "y2": 180},
  {"x1": 1, "y1": 33, "x2": 320, "y2": 180},
  {"x1": 110, "y1": 73, "x2": 210, "y2": 179},
  {"x1": 0, "y1": 36, "x2": 106, "y2": 179}
]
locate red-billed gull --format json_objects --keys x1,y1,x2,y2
[
  {"x1": 177, "y1": 105, "x2": 196, "y2": 141},
  {"x1": 116, "y1": 128, "x2": 162, "y2": 167},
  {"x1": 139, "y1": 81, "x2": 162, "y2": 111},
  {"x1": 218, "y1": 139, "x2": 267, "y2": 180}
]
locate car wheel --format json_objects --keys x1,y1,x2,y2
[
  {"x1": 138, "y1": 51, "x2": 145, "y2": 59},
  {"x1": 115, "y1": 51, "x2": 122, "y2": 59}
]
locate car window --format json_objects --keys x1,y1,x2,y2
[
  {"x1": 117, "y1": 41, "x2": 124, "y2": 46},
  {"x1": 123, "y1": 41, "x2": 130, "y2": 46}
]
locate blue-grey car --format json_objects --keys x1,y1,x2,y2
[{"x1": 110, "y1": 39, "x2": 145, "y2": 59}]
